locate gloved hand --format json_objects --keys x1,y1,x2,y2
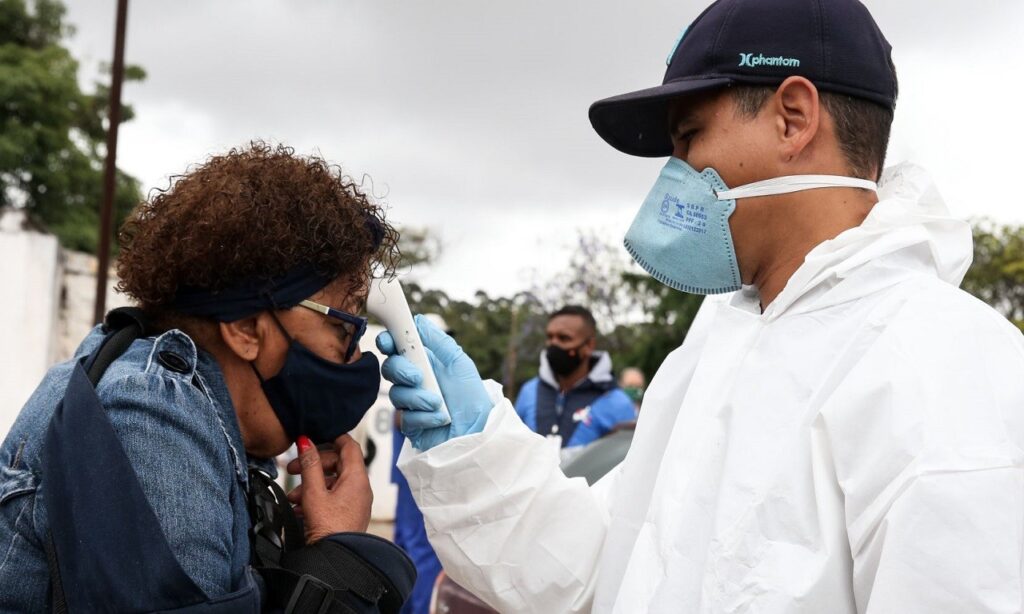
[{"x1": 376, "y1": 314, "x2": 493, "y2": 451}]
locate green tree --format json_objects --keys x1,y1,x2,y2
[
  {"x1": 528, "y1": 230, "x2": 705, "y2": 384},
  {"x1": 962, "y1": 220, "x2": 1024, "y2": 331},
  {"x1": 402, "y1": 281, "x2": 547, "y2": 399},
  {"x1": 394, "y1": 227, "x2": 708, "y2": 398},
  {"x1": 0, "y1": 0, "x2": 144, "y2": 252},
  {"x1": 393, "y1": 227, "x2": 549, "y2": 397},
  {"x1": 608, "y1": 274, "x2": 704, "y2": 380},
  {"x1": 530, "y1": 230, "x2": 636, "y2": 330},
  {"x1": 395, "y1": 219, "x2": 1024, "y2": 402},
  {"x1": 396, "y1": 225, "x2": 442, "y2": 270}
]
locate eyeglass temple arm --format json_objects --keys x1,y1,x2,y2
[{"x1": 298, "y1": 300, "x2": 330, "y2": 315}]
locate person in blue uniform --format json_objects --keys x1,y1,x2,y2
[
  {"x1": 391, "y1": 427, "x2": 443, "y2": 614},
  {"x1": 514, "y1": 305, "x2": 636, "y2": 449}
]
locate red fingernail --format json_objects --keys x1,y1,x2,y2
[{"x1": 297, "y1": 435, "x2": 312, "y2": 453}]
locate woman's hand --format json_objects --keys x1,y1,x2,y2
[{"x1": 286, "y1": 434, "x2": 372, "y2": 542}]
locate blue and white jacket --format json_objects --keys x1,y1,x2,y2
[{"x1": 514, "y1": 351, "x2": 636, "y2": 448}]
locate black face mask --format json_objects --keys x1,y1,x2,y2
[
  {"x1": 545, "y1": 341, "x2": 589, "y2": 377},
  {"x1": 254, "y1": 315, "x2": 381, "y2": 444}
]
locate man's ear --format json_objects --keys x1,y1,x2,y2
[
  {"x1": 771, "y1": 76, "x2": 820, "y2": 162},
  {"x1": 219, "y1": 315, "x2": 262, "y2": 362}
]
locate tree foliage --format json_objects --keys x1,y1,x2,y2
[
  {"x1": 403, "y1": 281, "x2": 548, "y2": 399},
  {"x1": 962, "y1": 220, "x2": 1024, "y2": 331},
  {"x1": 396, "y1": 229, "x2": 705, "y2": 398},
  {"x1": 527, "y1": 230, "x2": 704, "y2": 384},
  {"x1": 397, "y1": 220, "x2": 1024, "y2": 397},
  {"x1": 0, "y1": 0, "x2": 144, "y2": 252},
  {"x1": 608, "y1": 273, "x2": 704, "y2": 379},
  {"x1": 395, "y1": 225, "x2": 442, "y2": 270},
  {"x1": 529, "y1": 230, "x2": 636, "y2": 330}
]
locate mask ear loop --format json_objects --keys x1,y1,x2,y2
[
  {"x1": 253, "y1": 291, "x2": 308, "y2": 440},
  {"x1": 548, "y1": 336, "x2": 593, "y2": 357},
  {"x1": 261, "y1": 291, "x2": 295, "y2": 340},
  {"x1": 715, "y1": 175, "x2": 878, "y2": 200},
  {"x1": 250, "y1": 292, "x2": 295, "y2": 383}
]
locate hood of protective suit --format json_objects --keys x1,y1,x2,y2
[{"x1": 748, "y1": 163, "x2": 973, "y2": 321}]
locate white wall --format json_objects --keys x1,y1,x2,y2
[
  {"x1": 57, "y1": 250, "x2": 131, "y2": 362},
  {"x1": 0, "y1": 212, "x2": 131, "y2": 440},
  {"x1": 0, "y1": 212, "x2": 61, "y2": 437}
]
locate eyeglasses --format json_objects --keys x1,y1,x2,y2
[{"x1": 297, "y1": 299, "x2": 368, "y2": 361}]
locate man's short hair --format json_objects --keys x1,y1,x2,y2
[
  {"x1": 730, "y1": 80, "x2": 896, "y2": 182},
  {"x1": 549, "y1": 305, "x2": 597, "y2": 337}
]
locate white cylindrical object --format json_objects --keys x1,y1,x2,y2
[{"x1": 365, "y1": 278, "x2": 452, "y2": 426}]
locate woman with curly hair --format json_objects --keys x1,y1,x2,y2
[{"x1": 0, "y1": 142, "x2": 415, "y2": 612}]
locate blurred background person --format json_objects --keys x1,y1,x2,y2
[
  {"x1": 618, "y1": 366, "x2": 645, "y2": 412},
  {"x1": 513, "y1": 305, "x2": 635, "y2": 451}
]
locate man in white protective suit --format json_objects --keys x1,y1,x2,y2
[{"x1": 374, "y1": 0, "x2": 1024, "y2": 612}]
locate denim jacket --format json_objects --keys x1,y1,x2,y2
[{"x1": 0, "y1": 326, "x2": 262, "y2": 611}]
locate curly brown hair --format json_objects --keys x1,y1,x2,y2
[{"x1": 116, "y1": 142, "x2": 400, "y2": 321}]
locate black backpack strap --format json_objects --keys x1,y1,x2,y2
[
  {"x1": 85, "y1": 307, "x2": 150, "y2": 386},
  {"x1": 281, "y1": 539, "x2": 392, "y2": 605},
  {"x1": 45, "y1": 307, "x2": 195, "y2": 614},
  {"x1": 44, "y1": 537, "x2": 68, "y2": 614},
  {"x1": 260, "y1": 538, "x2": 412, "y2": 614},
  {"x1": 259, "y1": 568, "x2": 358, "y2": 614},
  {"x1": 247, "y1": 471, "x2": 414, "y2": 613},
  {"x1": 248, "y1": 468, "x2": 305, "y2": 568},
  {"x1": 45, "y1": 307, "x2": 262, "y2": 613}
]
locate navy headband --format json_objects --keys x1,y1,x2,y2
[
  {"x1": 169, "y1": 264, "x2": 334, "y2": 322},
  {"x1": 167, "y1": 215, "x2": 385, "y2": 321}
]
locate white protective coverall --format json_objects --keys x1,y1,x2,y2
[{"x1": 398, "y1": 163, "x2": 1024, "y2": 613}]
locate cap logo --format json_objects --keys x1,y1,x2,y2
[
  {"x1": 738, "y1": 53, "x2": 801, "y2": 68},
  {"x1": 666, "y1": 25, "x2": 689, "y2": 66}
]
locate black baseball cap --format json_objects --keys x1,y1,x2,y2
[{"x1": 589, "y1": 0, "x2": 897, "y2": 157}]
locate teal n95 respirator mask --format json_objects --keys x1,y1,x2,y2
[{"x1": 623, "y1": 157, "x2": 877, "y2": 295}]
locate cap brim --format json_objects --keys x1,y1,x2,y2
[{"x1": 588, "y1": 77, "x2": 733, "y2": 157}]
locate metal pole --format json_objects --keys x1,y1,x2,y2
[{"x1": 94, "y1": 0, "x2": 129, "y2": 324}]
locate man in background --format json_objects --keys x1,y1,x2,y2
[{"x1": 514, "y1": 305, "x2": 635, "y2": 449}]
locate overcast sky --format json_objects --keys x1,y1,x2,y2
[{"x1": 62, "y1": 0, "x2": 1024, "y2": 300}]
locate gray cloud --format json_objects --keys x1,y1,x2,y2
[{"x1": 64, "y1": 0, "x2": 1024, "y2": 298}]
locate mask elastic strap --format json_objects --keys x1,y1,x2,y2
[
  {"x1": 260, "y1": 291, "x2": 296, "y2": 342},
  {"x1": 716, "y1": 175, "x2": 877, "y2": 201},
  {"x1": 251, "y1": 295, "x2": 295, "y2": 382},
  {"x1": 266, "y1": 310, "x2": 294, "y2": 342},
  {"x1": 550, "y1": 337, "x2": 592, "y2": 355},
  {"x1": 250, "y1": 362, "x2": 267, "y2": 384}
]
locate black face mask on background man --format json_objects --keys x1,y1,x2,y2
[{"x1": 545, "y1": 340, "x2": 590, "y2": 377}]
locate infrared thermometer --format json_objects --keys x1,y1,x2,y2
[{"x1": 365, "y1": 278, "x2": 452, "y2": 427}]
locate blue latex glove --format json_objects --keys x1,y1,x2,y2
[{"x1": 376, "y1": 314, "x2": 493, "y2": 451}]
